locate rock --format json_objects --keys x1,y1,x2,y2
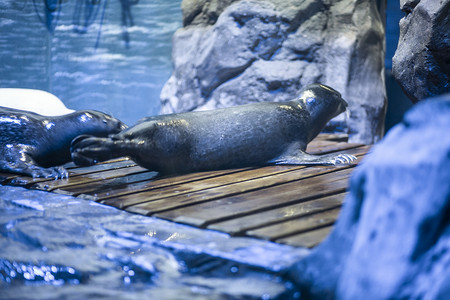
[
  {"x1": 289, "y1": 94, "x2": 450, "y2": 299},
  {"x1": 161, "y1": 0, "x2": 387, "y2": 144},
  {"x1": 392, "y1": 0, "x2": 450, "y2": 103},
  {"x1": 181, "y1": 0, "x2": 240, "y2": 26}
]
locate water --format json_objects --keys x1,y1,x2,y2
[
  {"x1": 0, "y1": 186, "x2": 303, "y2": 299},
  {"x1": 0, "y1": 0, "x2": 181, "y2": 126}
]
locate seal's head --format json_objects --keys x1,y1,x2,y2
[
  {"x1": 71, "y1": 110, "x2": 128, "y2": 137},
  {"x1": 299, "y1": 84, "x2": 348, "y2": 120},
  {"x1": 296, "y1": 84, "x2": 348, "y2": 141}
]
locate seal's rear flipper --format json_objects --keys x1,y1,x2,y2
[
  {"x1": 71, "y1": 135, "x2": 117, "y2": 166},
  {"x1": 270, "y1": 150, "x2": 357, "y2": 166}
]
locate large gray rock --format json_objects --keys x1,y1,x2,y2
[
  {"x1": 161, "y1": 0, "x2": 387, "y2": 144},
  {"x1": 181, "y1": 0, "x2": 240, "y2": 26},
  {"x1": 289, "y1": 94, "x2": 450, "y2": 299},
  {"x1": 392, "y1": 0, "x2": 450, "y2": 103}
]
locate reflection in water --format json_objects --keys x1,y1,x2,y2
[
  {"x1": 32, "y1": 0, "x2": 63, "y2": 32},
  {"x1": 120, "y1": 0, "x2": 138, "y2": 27},
  {"x1": 119, "y1": 0, "x2": 139, "y2": 48},
  {"x1": 72, "y1": 0, "x2": 103, "y2": 34},
  {"x1": 33, "y1": 0, "x2": 139, "y2": 48}
]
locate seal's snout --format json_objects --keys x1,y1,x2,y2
[
  {"x1": 112, "y1": 120, "x2": 127, "y2": 133},
  {"x1": 109, "y1": 115, "x2": 127, "y2": 132},
  {"x1": 119, "y1": 122, "x2": 128, "y2": 131},
  {"x1": 103, "y1": 115, "x2": 127, "y2": 133}
]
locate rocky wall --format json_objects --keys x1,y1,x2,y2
[
  {"x1": 392, "y1": 0, "x2": 450, "y2": 103},
  {"x1": 160, "y1": 0, "x2": 387, "y2": 144}
]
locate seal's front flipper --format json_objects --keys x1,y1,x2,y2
[
  {"x1": 27, "y1": 164, "x2": 68, "y2": 179},
  {"x1": 0, "y1": 149, "x2": 68, "y2": 179},
  {"x1": 270, "y1": 150, "x2": 357, "y2": 166}
]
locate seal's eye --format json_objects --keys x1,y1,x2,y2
[{"x1": 307, "y1": 97, "x2": 315, "y2": 104}]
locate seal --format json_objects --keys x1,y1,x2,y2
[
  {"x1": 71, "y1": 84, "x2": 356, "y2": 174},
  {"x1": 0, "y1": 106, "x2": 127, "y2": 178},
  {"x1": 0, "y1": 88, "x2": 75, "y2": 116}
]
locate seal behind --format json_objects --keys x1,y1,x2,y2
[
  {"x1": 71, "y1": 84, "x2": 356, "y2": 174},
  {"x1": 0, "y1": 107, "x2": 127, "y2": 178}
]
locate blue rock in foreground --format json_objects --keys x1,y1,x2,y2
[{"x1": 289, "y1": 94, "x2": 450, "y2": 299}]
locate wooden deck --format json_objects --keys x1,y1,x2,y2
[{"x1": 0, "y1": 134, "x2": 370, "y2": 248}]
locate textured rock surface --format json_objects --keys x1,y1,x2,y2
[
  {"x1": 161, "y1": 0, "x2": 387, "y2": 144},
  {"x1": 392, "y1": 0, "x2": 450, "y2": 103},
  {"x1": 289, "y1": 94, "x2": 450, "y2": 299},
  {"x1": 181, "y1": 0, "x2": 240, "y2": 26}
]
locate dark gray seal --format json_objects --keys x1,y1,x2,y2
[
  {"x1": 0, "y1": 107, "x2": 127, "y2": 178},
  {"x1": 71, "y1": 84, "x2": 356, "y2": 174}
]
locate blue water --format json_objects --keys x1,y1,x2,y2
[
  {"x1": 0, "y1": 0, "x2": 181, "y2": 126},
  {"x1": 0, "y1": 186, "x2": 303, "y2": 299}
]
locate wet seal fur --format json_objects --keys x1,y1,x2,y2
[
  {"x1": 0, "y1": 107, "x2": 127, "y2": 178},
  {"x1": 71, "y1": 84, "x2": 356, "y2": 174}
]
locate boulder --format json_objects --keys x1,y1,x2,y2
[
  {"x1": 161, "y1": 0, "x2": 387, "y2": 144},
  {"x1": 181, "y1": 0, "x2": 240, "y2": 26},
  {"x1": 392, "y1": 0, "x2": 450, "y2": 103},
  {"x1": 289, "y1": 94, "x2": 450, "y2": 299}
]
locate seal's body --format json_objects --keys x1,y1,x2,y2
[
  {"x1": 0, "y1": 107, "x2": 127, "y2": 178},
  {"x1": 71, "y1": 84, "x2": 356, "y2": 174}
]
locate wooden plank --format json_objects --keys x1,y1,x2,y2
[
  {"x1": 276, "y1": 226, "x2": 333, "y2": 248},
  {"x1": 313, "y1": 133, "x2": 348, "y2": 141},
  {"x1": 307, "y1": 141, "x2": 362, "y2": 154},
  {"x1": 145, "y1": 168, "x2": 353, "y2": 227},
  {"x1": 54, "y1": 171, "x2": 159, "y2": 196},
  {"x1": 65, "y1": 158, "x2": 136, "y2": 174},
  {"x1": 97, "y1": 164, "x2": 311, "y2": 205},
  {"x1": 245, "y1": 207, "x2": 341, "y2": 240},
  {"x1": 81, "y1": 168, "x2": 252, "y2": 201},
  {"x1": 107, "y1": 162, "x2": 352, "y2": 211},
  {"x1": 116, "y1": 147, "x2": 368, "y2": 213},
  {"x1": 207, "y1": 192, "x2": 347, "y2": 234},
  {"x1": 101, "y1": 165, "x2": 309, "y2": 207},
  {"x1": 5, "y1": 159, "x2": 135, "y2": 187},
  {"x1": 102, "y1": 145, "x2": 369, "y2": 210},
  {"x1": 82, "y1": 143, "x2": 366, "y2": 202},
  {"x1": 31, "y1": 165, "x2": 148, "y2": 191}
]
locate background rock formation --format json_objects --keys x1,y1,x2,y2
[
  {"x1": 289, "y1": 94, "x2": 450, "y2": 299},
  {"x1": 392, "y1": 0, "x2": 450, "y2": 103},
  {"x1": 161, "y1": 0, "x2": 387, "y2": 144}
]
